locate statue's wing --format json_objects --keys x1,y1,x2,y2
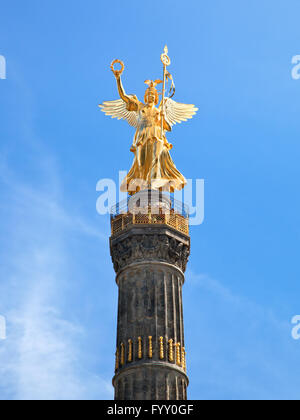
[
  {"x1": 162, "y1": 97, "x2": 198, "y2": 127},
  {"x1": 99, "y1": 97, "x2": 138, "y2": 128}
]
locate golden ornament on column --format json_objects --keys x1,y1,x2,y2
[
  {"x1": 159, "y1": 336, "x2": 164, "y2": 360},
  {"x1": 138, "y1": 337, "x2": 143, "y2": 359},
  {"x1": 128, "y1": 339, "x2": 133, "y2": 362},
  {"x1": 168, "y1": 339, "x2": 174, "y2": 362}
]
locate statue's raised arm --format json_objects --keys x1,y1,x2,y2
[{"x1": 99, "y1": 60, "x2": 140, "y2": 127}]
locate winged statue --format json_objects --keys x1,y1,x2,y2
[{"x1": 99, "y1": 48, "x2": 198, "y2": 195}]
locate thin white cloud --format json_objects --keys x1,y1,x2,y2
[
  {"x1": 185, "y1": 268, "x2": 300, "y2": 400},
  {"x1": 0, "y1": 162, "x2": 113, "y2": 400}
]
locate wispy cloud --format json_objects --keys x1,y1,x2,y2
[
  {"x1": 0, "y1": 160, "x2": 113, "y2": 400},
  {"x1": 185, "y1": 269, "x2": 300, "y2": 400}
]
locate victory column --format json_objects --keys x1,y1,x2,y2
[{"x1": 100, "y1": 47, "x2": 198, "y2": 400}]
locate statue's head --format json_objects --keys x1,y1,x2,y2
[{"x1": 144, "y1": 80, "x2": 162, "y2": 105}]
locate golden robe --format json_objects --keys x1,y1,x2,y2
[{"x1": 120, "y1": 102, "x2": 186, "y2": 194}]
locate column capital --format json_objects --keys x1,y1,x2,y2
[{"x1": 110, "y1": 226, "x2": 190, "y2": 274}]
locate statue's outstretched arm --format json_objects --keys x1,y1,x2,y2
[
  {"x1": 114, "y1": 74, "x2": 139, "y2": 111},
  {"x1": 115, "y1": 75, "x2": 130, "y2": 104},
  {"x1": 111, "y1": 60, "x2": 139, "y2": 111}
]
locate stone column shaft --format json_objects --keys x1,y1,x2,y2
[{"x1": 110, "y1": 216, "x2": 190, "y2": 400}]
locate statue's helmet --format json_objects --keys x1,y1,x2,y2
[{"x1": 144, "y1": 80, "x2": 162, "y2": 105}]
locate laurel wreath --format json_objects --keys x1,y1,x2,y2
[{"x1": 111, "y1": 59, "x2": 125, "y2": 75}]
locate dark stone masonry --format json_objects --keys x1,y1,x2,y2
[{"x1": 110, "y1": 220, "x2": 190, "y2": 400}]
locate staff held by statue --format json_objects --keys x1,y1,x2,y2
[{"x1": 160, "y1": 46, "x2": 171, "y2": 139}]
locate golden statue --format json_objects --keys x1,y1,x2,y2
[{"x1": 99, "y1": 47, "x2": 198, "y2": 195}]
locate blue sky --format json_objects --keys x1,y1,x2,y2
[{"x1": 0, "y1": 0, "x2": 300, "y2": 400}]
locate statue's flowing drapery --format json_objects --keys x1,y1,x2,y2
[{"x1": 120, "y1": 103, "x2": 187, "y2": 194}]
